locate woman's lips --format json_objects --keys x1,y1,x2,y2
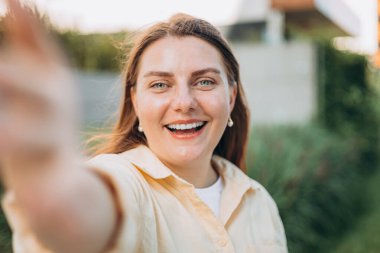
[{"x1": 165, "y1": 121, "x2": 207, "y2": 139}]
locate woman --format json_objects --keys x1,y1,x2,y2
[{"x1": 0, "y1": 1, "x2": 287, "y2": 252}]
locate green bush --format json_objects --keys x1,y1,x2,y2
[
  {"x1": 57, "y1": 31, "x2": 127, "y2": 72},
  {"x1": 247, "y1": 125, "x2": 367, "y2": 253},
  {"x1": 0, "y1": 186, "x2": 12, "y2": 253},
  {"x1": 317, "y1": 42, "x2": 380, "y2": 174},
  {"x1": 0, "y1": 15, "x2": 126, "y2": 73},
  {"x1": 332, "y1": 168, "x2": 380, "y2": 253}
]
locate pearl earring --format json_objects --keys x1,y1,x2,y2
[
  {"x1": 138, "y1": 125, "x2": 143, "y2": 132},
  {"x1": 227, "y1": 117, "x2": 234, "y2": 127}
]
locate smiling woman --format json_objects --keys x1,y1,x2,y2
[
  {"x1": 131, "y1": 36, "x2": 237, "y2": 184},
  {"x1": 0, "y1": 1, "x2": 288, "y2": 253}
]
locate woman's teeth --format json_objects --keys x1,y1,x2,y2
[{"x1": 166, "y1": 121, "x2": 205, "y2": 131}]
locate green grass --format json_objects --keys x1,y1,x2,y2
[{"x1": 332, "y1": 169, "x2": 380, "y2": 253}]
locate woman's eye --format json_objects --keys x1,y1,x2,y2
[
  {"x1": 151, "y1": 82, "x2": 168, "y2": 89},
  {"x1": 197, "y1": 80, "x2": 213, "y2": 87}
]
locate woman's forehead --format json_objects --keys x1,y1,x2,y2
[{"x1": 137, "y1": 36, "x2": 226, "y2": 76}]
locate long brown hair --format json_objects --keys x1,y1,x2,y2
[{"x1": 92, "y1": 13, "x2": 250, "y2": 171}]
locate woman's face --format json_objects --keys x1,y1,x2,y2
[{"x1": 132, "y1": 36, "x2": 236, "y2": 169}]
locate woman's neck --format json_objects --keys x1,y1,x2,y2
[{"x1": 162, "y1": 158, "x2": 218, "y2": 188}]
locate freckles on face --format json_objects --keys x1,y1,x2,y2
[{"x1": 132, "y1": 36, "x2": 236, "y2": 166}]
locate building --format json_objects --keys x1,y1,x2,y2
[{"x1": 223, "y1": 0, "x2": 360, "y2": 125}]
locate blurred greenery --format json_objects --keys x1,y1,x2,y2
[
  {"x1": 332, "y1": 169, "x2": 380, "y2": 253},
  {"x1": 317, "y1": 42, "x2": 380, "y2": 174},
  {"x1": 0, "y1": 13, "x2": 127, "y2": 73},
  {"x1": 55, "y1": 30, "x2": 127, "y2": 72},
  {"x1": 247, "y1": 125, "x2": 367, "y2": 253},
  {"x1": 244, "y1": 42, "x2": 380, "y2": 253},
  {"x1": 0, "y1": 186, "x2": 11, "y2": 253}
]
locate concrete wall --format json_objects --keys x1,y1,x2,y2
[{"x1": 232, "y1": 41, "x2": 317, "y2": 125}]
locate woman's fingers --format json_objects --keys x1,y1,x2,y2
[
  {"x1": 4, "y1": 0, "x2": 40, "y2": 49},
  {"x1": 0, "y1": 0, "x2": 79, "y2": 157},
  {"x1": 0, "y1": 0, "x2": 73, "y2": 102},
  {"x1": 4, "y1": 0, "x2": 66, "y2": 65},
  {"x1": 0, "y1": 59, "x2": 72, "y2": 105},
  {"x1": 0, "y1": 65, "x2": 77, "y2": 155},
  {"x1": 1, "y1": 0, "x2": 69, "y2": 96}
]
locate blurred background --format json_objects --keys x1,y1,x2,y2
[{"x1": 1, "y1": 0, "x2": 380, "y2": 252}]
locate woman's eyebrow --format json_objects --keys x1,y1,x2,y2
[
  {"x1": 143, "y1": 68, "x2": 221, "y2": 78},
  {"x1": 143, "y1": 71, "x2": 174, "y2": 78},
  {"x1": 191, "y1": 68, "x2": 221, "y2": 78}
]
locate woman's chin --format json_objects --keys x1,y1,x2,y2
[{"x1": 164, "y1": 146, "x2": 210, "y2": 166}]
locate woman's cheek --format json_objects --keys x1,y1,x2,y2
[
  {"x1": 139, "y1": 94, "x2": 170, "y2": 119},
  {"x1": 198, "y1": 91, "x2": 230, "y2": 117}
]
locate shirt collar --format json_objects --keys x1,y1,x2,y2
[
  {"x1": 212, "y1": 155, "x2": 260, "y2": 192},
  {"x1": 118, "y1": 145, "x2": 259, "y2": 191},
  {"x1": 212, "y1": 155, "x2": 261, "y2": 224},
  {"x1": 119, "y1": 145, "x2": 174, "y2": 180}
]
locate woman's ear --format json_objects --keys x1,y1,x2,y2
[{"x1": 229, "y1": 82, "x2": 237, "y2": 113}]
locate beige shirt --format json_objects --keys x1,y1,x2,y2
[{"x1": 2, "y1": 145, "x2": 288, "y2": 253}]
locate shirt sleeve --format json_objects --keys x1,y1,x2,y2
[
  {"x1": 85, "y1": 154, "x2": 146, "y2": 253},
  {"x1": 261, "y1": 186, "x2": 288, "y2": 251},
  {"x1": 2, "y1": 192, "x2": 53, "y2": 253},
  {"x1": 1, "y1": 153, "x2": 146, "y2": 253}
]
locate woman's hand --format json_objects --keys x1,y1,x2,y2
[
  {"x1": 0, "y1": 2, "x2": 118, "y2": 252},
  {"x1": 0, "y1": 0, "x2": 78, "y2": 159}
]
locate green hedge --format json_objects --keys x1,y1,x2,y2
[
  {"x1": 0, "y1": 186, "x2": 11, "y2": 253},
  {"x1": 317, "y1": 42, "x2": 380, "y2": 174},
  {"x1": 0, "y1": 214, "x2": 11, "y2": 253},
  {"x1": 332, "y1": 169, "x2": 380, "y2": 253},
  {"x1": 247, "y1": 125, "x2": 367, "y2": 253},
  {"x1": 56, "y1": 31, "x2": 126, "y2": 72},
  {"x1": 0, "y1": 16, "x2": 126, "y2": 73}
]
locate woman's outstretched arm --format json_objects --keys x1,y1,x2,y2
[{"x1": 0, "y1": 1, "x2": 118, "y2": 252}]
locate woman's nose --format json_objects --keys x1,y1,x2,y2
[{"x1": 171, "y1": 84, "x2": 197, "y2": 113}]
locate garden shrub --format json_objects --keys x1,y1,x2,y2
[
  {"x1": 0, "y1": 186, "x2": 11, "y2": 253},
  {"x1": 317, "y1": 42, "x2": 380, "y2": 174},
  {"x1": 247, "y1": 125, "x2": 366, "y2": 253}
]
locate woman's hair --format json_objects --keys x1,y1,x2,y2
[{"x1": 92, "y1": 13, "x2": 250, "y2": 171}]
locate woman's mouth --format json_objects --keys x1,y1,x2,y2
[{"x1": 165, "y1": 121, "x2": 207, "y2": 139}]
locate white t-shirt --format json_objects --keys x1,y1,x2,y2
[{"x1": 194, "y1": 176, "x2": 224, "y2": 217}]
